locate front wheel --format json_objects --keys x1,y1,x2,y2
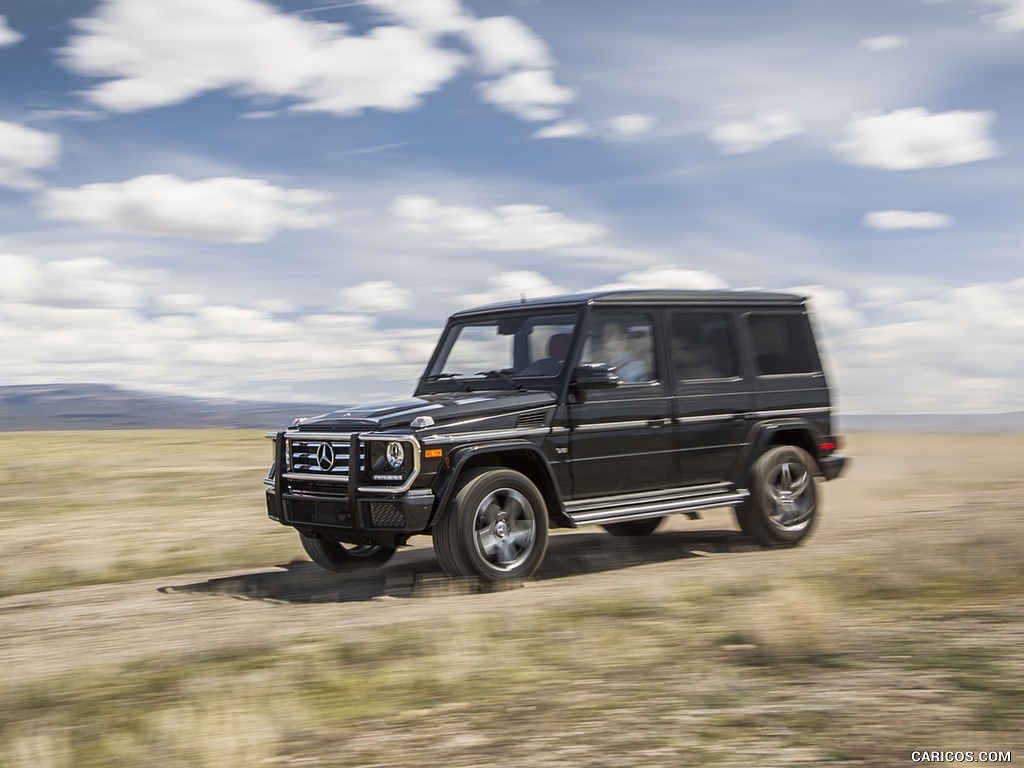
[
  {"x1": 434, "y1": 468, "x2": 549, "y2": 582},
  {"x1": 735, "y1": 445, "x2": 818, "y2": 546},
  {"x1": 299, "y1": 534, "x2": 396, "y2": 572}
]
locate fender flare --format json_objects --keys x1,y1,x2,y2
[
  {"x1": 429, "y1": 440, "x2": 567, "y2": 527},
  {"x1": 732, "y1": 418, "x2": 827, "y2": 484}
]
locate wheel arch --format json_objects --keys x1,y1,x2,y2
[
  {"x1": 429, "y1": 441, "x2": 566, "y2": 527},
  {"x1": 733, "y1": 418, "x2": 826, "y2": 484}
]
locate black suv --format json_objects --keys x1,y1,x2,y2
[{"x1": 265, "y1": 290, "x2": 847, "y2": 581}]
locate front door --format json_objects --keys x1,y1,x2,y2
[{"x1": 567, "y1": 310, "x2": 674, "y2": 498}]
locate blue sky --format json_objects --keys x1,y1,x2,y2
[{"x1": 1, "y1": 0, "x2": 1022, "y2": 414}]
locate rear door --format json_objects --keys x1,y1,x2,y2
[
  {"x1": 567, "y1": 309, "x2": 674, "y2": 498},
  {"x1": 742, "y1": 309, "x2": 831, "y2": 429},
  {"x1": 667, "y1": 308, "x2": 753, "y2": 485}
]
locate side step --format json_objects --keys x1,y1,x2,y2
[{"x1": 564, "y1": 485, "x2": 750, "y2": 528}]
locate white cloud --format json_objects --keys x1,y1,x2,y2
[
  {"x1": 0, "y1": 120, "x2": 61, "y2": 190},
  {"x1": 0, "y1": 15, "x2": 23, "y2": 46},
  {"x1": 391, "y1": 194, "x2": 605, "y2": 251},
  {"x1": 533, "y1": 114, "x2": 656, "y2": 142},
  {"x1": 0, "y1": 254, "x2": 147, "y2": 308},
  {"x1": 4, "y1": 248, "x2": 1024, "y2": 413},
  {"x1": 592, "y1": 265, "x2": 731, "y2": 292},
  {"x1": 463, "y1": 271, "x2": 568, "y2": 307},
  {"x1": 45, "y1": 257, "x2": 146, "y2": 308},
  {"x1": 532, "y1": 119, "x2": 591, "y2": 139},
  {"x1": 461, "y1": 13, "x2": 575, "y2": 121},
  {"x1": 38, "y1": 175, "x2": 332, "y2": 243},
  {"x1": 254, "y1": 297, "x2": 296, "y2": 314},
  {"x1": 63, "y1": 0, "x2": 467, "y2": 115},
  {"x1": 860, "y1": 35, "x2": 906, "y2": 51},
  {"x1": 61, "y1": 0, "x2": 578, "y2": 125},
  {"x1": 832, "y1": 280, "x2": 1024, "y2": 412},
  {"x1": 980, "y1": 0, "x2": 1024, "y2": 32},
  {"x1": 709, "y1": 110, "x2": 805, "y2": 154},
  {"x1": 338, "y1": 281, "x2": 413, "y2": 312},
  {"x1": 787, "y1": 285, "x2": 865, "y2": 333},
  {"x1": 464, "y1": 15, "x2": 552, "y2": 73},
  {"x1": 158, "y1": 293, "x2": 205, "y2": 314},
  {"x1": 606, "y1": 113, "x2": 656, "y2": 140},
  {"x1": 364, "y1": 0, "x2": 471, "y2": 34},
  {"x1": 835, "y1": 108, "x2": 998, "y2": 170},
  {"x1": 0, "y1": 254, "x2": 44, "y2": 302},
  {"x1": 0, "y1": 252, "x2": 435, "y2": 400},
  {"x1": 863, "y1": 210, "x2": 954, "y2": 230},
  {"x1": 478, "y1": 70, "x2": 576, "y2": 121}
]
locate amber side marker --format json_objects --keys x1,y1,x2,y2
[{"x1": 424, "y1": 448, "x2": 443, "y2": 459}]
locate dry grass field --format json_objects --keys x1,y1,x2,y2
[{"x1": 0, "y1": 431, "x2": 1022, "y2": 767}]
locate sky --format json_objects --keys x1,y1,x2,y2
[{"x1": 1, "y1": 0, "x2": 1023, "y2": 415}]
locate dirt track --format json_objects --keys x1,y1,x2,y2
[{"x1": 4, "y1": 432, "x2": 1020, "y2": 688}]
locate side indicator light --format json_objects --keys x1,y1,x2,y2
[{"x1": 424, "y1": 448, "x2": 443, "y2": 459}]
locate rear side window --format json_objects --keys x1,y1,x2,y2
[
  {"x1": 669, "y1": 311, "x2": 740, "y2": 381},
  {"x1": 747, "y1": 312, "x2": 820, "y2": 376}
]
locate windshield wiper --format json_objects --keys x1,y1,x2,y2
[
  {"x1": 475, "y1": 370, "x2": 525, "y2": 390},
  {"x1": 426, "y1": 372, "x2": 475, "y2": 391}
]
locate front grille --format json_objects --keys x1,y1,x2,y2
[
  {"x1": 287, "y1": 480, "x2": 350, "y2": 496},
  {"x1": 288, "y1": 435, "x2": 363, "y2": 479},
  {"x1": 368, "y1": 501, "x2": 406, "y2": 528}
]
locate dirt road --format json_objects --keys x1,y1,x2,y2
[{"x1": 2, "y1": 433, "x2": 1018, "y2": 684}]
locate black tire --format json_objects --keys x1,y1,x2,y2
[
  {"x1": 434, "y1": 468, "x2": 549, "y2": 582},
  {"x1": 735, "y1": 445, "x2": 818, "y2": 546},
  {"x1": 601, "y1": 517, "x2": 664, "y2": 537},
  {"x1": 299, "y1": 534, "x2": 396, "y2": 572}
]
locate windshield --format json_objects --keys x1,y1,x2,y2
[{"x1": 426, "y1": 313, "x2": 577, "y2": 384}]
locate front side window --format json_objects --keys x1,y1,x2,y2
[
  {"x1": 747, "y1": 312, "x2": 820, "y2": 376},
  {"x1": 580, "y1": 312, "x2": 656, "y2": 383},
  {"x1": 426, "y1": 313, "x2": 577, "y2": 384}
]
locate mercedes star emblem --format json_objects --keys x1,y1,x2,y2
[{"x1": 315, "y1": 442, "x2": 336, "y2": 471}]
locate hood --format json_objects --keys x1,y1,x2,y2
[{"x1": 294, "y1": 390, "x2": 557, "y2": 432}]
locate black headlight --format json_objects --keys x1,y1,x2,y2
[{"x1": 360, "y1": 436, "x2": 420, "y2": 491}]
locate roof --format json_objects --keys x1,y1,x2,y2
[{"x1": 452, "y1": 289, "x2": 806, "y2": 317}]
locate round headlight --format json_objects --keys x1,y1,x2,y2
[{"x1": 385, "y1": 441, "x2": 405, "y2": 470}]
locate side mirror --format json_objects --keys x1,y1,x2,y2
[{"x1": 572, "y1": 363, "x2": 621, "y2": 389}]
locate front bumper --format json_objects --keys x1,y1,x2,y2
[{"x1": 266, "y1": 486, "x2": 435, "y2": 538}]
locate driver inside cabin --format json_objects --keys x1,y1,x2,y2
[{"x1": 587, "y1": 319, "x2": 654, "y2": 383}]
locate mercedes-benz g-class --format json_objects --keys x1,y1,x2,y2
[{"x1": 264, "y1": 290, "x2": 848, "y2": 581}]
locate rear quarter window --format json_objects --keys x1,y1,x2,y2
[{"x1": 746, "y1": 312, "x2": 821, "y2": 376}]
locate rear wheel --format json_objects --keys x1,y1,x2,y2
[
  {"x1": 602, "y1": 517, "x2": 664, "y2": 537},
  {"x1": 735, "y1": 445, "x2": 818, "y2": 546},
  {"x1": 434, "y1": 468, "x2": 549, "y2": 582},
  {"x1": 299, "y1": 534, "x2": 396, "y2": 572}
]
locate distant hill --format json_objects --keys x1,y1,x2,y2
[
  {"x1": 0, "y1": 384, "x2": 336, "y2": 431},
  {"x1": 1, "y1": 383, "x2": 1022, "y2": 433}
]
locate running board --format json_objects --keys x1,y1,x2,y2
[{"x1": 565, "y1": 487, "x2": 750, "y2": 527}]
